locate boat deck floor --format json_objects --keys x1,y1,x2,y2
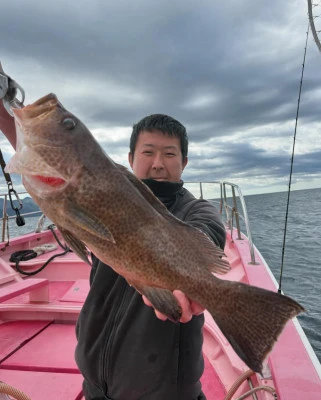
[
  {"x1": 0, "y1": 278, "x2": 226, "y2": 399},
  {"x1": 0, "y1": 320, "x2": 83, "y2": 399}
]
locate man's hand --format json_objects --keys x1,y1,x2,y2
[{"x1": 142, "y1": 290, "x2": 205, "y2": 323}]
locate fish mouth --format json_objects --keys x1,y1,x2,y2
[
  {"x1": 13, "y1": 93, "x2": 59, "y2": 121},
  {"x1": 23, "y1": 174, "x2": 67, "y2": 195},
  {"x1": 33, "y1": 175, "x2": 66, "y2": 186}
]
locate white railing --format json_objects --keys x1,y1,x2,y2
[{"x1": 184, "y1": 181, "x2": 257, "y2": 265}]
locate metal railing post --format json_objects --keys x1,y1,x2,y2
[
  {"x1": 1, "y1": 195, "x2": 8, "y2": 243},
  {"x1": 231, "y1": 186, "x2": 242, "y2": 240}
]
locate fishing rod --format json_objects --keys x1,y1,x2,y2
[
  {"x1": 307, "y1": 0, "x2": 321, "y2": 52},
  {"x1": 278, "y1": 23, "x2": 310, "y2": 294}
]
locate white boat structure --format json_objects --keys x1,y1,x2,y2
[{"x1": 0, "y1": 181, "x2": 320, "y2": 400}]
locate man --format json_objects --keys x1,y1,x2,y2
[{"x1": 75, "y1": 114, "x2": 226, "y2": 400}]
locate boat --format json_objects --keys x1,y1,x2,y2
[{"x1": 0, "y1": 181, "x2": 320, "y2": 400}]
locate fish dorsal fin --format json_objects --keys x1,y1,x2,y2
[
  {"x1": 58, "y1": 226, "x2": 91, "y2": 265},
  {"x1": 116, "y1": 164, "x2": 229, "y2": 275},
  {"x1": 116, "y1": 163, "x2": 169, "y2": 215},
  {"x1": 64, "y1": 201, "x2": 116, "y2": 243},
  {"x1": 183, "y1": 226, "x2": 230, "y2": 274},
  {"x1": 162, "y1": 214, "x2": 230, "y2": 274}
]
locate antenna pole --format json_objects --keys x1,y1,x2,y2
[{"x1": 278, "y1": 24, "x2": 310, "y2": 293}]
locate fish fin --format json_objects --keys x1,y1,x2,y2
[
  {"x1": 64, "y1": 202, "x2": 116, "y2": 243},
  {"x1": 58, "y1": 226, "x2": 91, "y2": 265},
  {"x1": 116, "y1": 164, "x2": 168, "y2": 215},
  {"x1": 130, "y1": 282, "x2": 182, "y2": 322},
  {"x1": 116, "y1": 164, "x2": 229, "y2": 275},
  {"x1": 4, "y1": 153, "x2": 21, "y2": 174},
  {"x1": 171, "y1": 223, "x2": 230, "y2": 275},
  {"x1": 162, "y1": 215, "x2": 230, "y2": 275},
  {"x1": 202, "y1": 278, "x2": 305, "y2": 373}
]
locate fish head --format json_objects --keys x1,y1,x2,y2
[
  {"x1": 6, "y1": 93, "x2": 100, "y2": 196},
  {"x1": 14, "y1": 93, "x2": 76, "y2": 148}
]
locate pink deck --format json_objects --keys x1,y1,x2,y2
[
  {"x1": 0, "y1": 320, "x2": 51, "y2": 361},
  {"x1": 0, "y1": 228, "x2": 320, "y2": 399},
  {"x1": 60, "y1": 279, "x2": 90, "y2": 303},
  {"x1": 1, "y1": 323, "x2": 79, "y2": 373},
  {"x1": 0, "y1": 369, "x2": 83, "y2": 400}
]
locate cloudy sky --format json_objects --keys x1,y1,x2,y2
[{"x1": 0, "y1": 0, "x2": 320, "y2": 195}]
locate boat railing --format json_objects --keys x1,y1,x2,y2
[
  {"x1": 0, "y1": 190, "x2": 43, "y2": 243},
  {"x1": 184, "y1": 181, "x2": 257, "y2": 265}
]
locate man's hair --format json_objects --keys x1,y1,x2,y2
[{"x1": 130, "y1": 114, "x2": 188, "y2": 160}]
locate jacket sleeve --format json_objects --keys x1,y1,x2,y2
[{"x1": 181, "y1": 199, "x2": 226, "y2": 250}]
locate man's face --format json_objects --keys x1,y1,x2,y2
[{"x1": 128, "y1": 130, "x2": 188, "y2": 182}]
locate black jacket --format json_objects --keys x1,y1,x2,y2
[{"x1": 75, "y1": 182, "x2": 226, "y2": 400}]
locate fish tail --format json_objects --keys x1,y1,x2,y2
[{"x1": 202, "y1": 278, "x2": 304, "y2": 373}]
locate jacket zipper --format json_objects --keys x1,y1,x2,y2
[{"x1": 100, "y1": 280, "x2": 129, "y2": 396}]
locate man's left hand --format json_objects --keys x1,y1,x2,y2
[{"x1": 142, "y1": 290, "x2": 205, "y2": 323}]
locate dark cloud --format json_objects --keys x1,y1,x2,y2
[{"x1": 0, "y1": 0, "x2": 320, "y2": 194}]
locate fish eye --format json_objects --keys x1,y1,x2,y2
[{"x1": 62, "y1": 117, "x2": 76, "y2": 130}]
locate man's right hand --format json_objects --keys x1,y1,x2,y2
[{"x1": 142, "y1": 290, "x2": 205, "y2": 323}]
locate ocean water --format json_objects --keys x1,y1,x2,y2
[
  {"x1": 5, "y1": 188, "x2": 321, "y2": 363},
  {"x1": 243, "y1": 188, "x2": 321, "y2": 363}
]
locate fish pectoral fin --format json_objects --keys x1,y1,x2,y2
[
  {"x1": 58, "y1": 226, "x2": 91, "y2": 265},
  {"x1": 4, "y1": 153, "x2": 21, "y2": 174},
  {"x1": 130, "y1": 282, "x2": 182, "y2": 323},
  {"x1": 64, "y1": 202, "x2": 115, "y2": 243},
  {"x1": 116, "y1": 163, "x2": 168, "y2": 215}
]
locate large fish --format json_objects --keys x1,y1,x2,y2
[{"x1": 6, "y1": 93, "x2": 304, "y2": 373}]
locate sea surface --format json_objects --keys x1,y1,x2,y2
[
  {"x1": 5, "y1": 188, "x2": 321, "y2": 363},
  {"x1": 243, "y1": 188, "x2": 321, "y2": 364}
]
